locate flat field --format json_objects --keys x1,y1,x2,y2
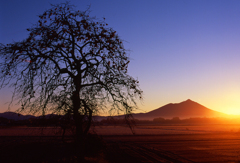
[
  {"x1": 1, "y1": 124, "x2": 240, "y2": 162},
  {"x1": 104, "y1": 134, "x2": 240, "y2": 162}
]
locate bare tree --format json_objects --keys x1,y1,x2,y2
[{"x1": 0, "y1": 2, "x2": 142, "y2": 160}]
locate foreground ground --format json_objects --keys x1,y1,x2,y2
[
  {"x1": 104, "y1": 134, "x2": 240, "y2": 162},
  {"x1": 1, "y1": 124, "x2": 240, "y2": 162}
]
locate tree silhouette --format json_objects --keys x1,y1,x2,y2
[{"x1": 0, "y1": 2, "x2": 142, "y2": 160}]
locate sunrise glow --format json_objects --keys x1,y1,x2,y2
[
  {"x1": 1, "y1": 0, "x2": 240, "y2": 117},
  {"x1": 223, "y1": 107, "x2": 240, "y2": 116}
]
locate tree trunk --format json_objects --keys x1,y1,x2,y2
[
  {"x1": 84, "y1": 108, "x2": 92, "y2": 135},
  {"x1": 73, "y1": 112, "x2": 86, "y2": 162},
  {"x1": 72, "y1": 91, "x2": 85, "y2": 162}
]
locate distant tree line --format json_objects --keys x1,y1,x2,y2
[
  {"x1": 152, "y1": 117, "x2": 232, "y2": 124},
  {"x1": 100, "y1": 117, "x2": 236, "y2": 125},
  {"x1": 0, "y1": 115, "x2": 68, "y2": 127},
  {"x1": 0, "y1": 116, "x2": 237, "y2": 127}
]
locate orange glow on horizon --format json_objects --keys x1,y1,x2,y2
[{"x1": 222, "y1": 107, "x2": 240, "y2": 116}]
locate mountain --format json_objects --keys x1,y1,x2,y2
[
  {"x1": 0, "y1": 112, "x2": 36, "y2": 120},
  {"x1": 0, "y1": 99, "x2": 228, "y2": 121},
  {"x1": 132, "y1": 99, "x2": 227, "y2": 120}
]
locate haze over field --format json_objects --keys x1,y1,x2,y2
[{"x1": 1, "y1": 0, "x2": 240, "y2": 115}]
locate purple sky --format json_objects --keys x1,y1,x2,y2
[{"x1": 1, "y1": 0, "x2": 240, "y2": 115}]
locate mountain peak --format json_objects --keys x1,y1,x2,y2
[
  {"x1": 142, "y1": 99, "x2": 227, "y2": 119},
  {"x1": 180, "y1": 99, "x2": 197, "y2": 105}
]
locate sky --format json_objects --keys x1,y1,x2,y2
[{"x1": 1, "y1": 0, "x2": 240, "y2": 115}]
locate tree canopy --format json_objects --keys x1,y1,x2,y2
[{"x1": 0, "y1": 2, "x2": 142, "y2": 139}]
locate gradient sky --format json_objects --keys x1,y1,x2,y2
[{"x1": 1, "y1": 0, "x2": 240, "y2": 115}]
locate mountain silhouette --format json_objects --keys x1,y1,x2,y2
[
  {"x1": 0, "y1": 112, "x2": 35, "y2": 120},
  {"x1": 0, "y1": 99, "x2": 228, "y2": 121},
  {"x1": 132, "y1": 99, "x2": 227, "y2": 120}
]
